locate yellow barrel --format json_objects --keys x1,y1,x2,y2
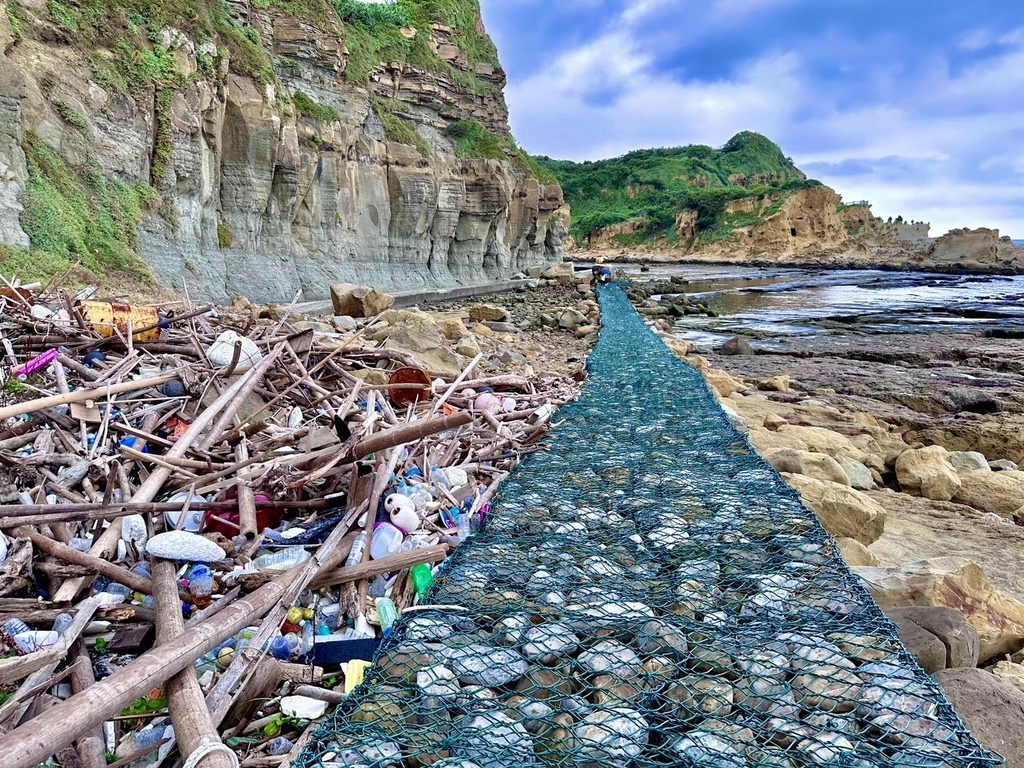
[{"x1": 76, "y1": 300, "x2": 161, "y2": 342}]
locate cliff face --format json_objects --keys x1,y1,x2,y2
[{"x1": 0, "y1": 1, "x2": 564, "y2": 302}]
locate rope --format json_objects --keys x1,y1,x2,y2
[{"x1": 182, "y1": 738, "x2": 240, "y2": 768}]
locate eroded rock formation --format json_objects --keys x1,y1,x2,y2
[{"x1": 0, "y1": 4, "x2": 565, "y2": 302}]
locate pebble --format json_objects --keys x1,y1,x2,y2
[
  {"x1": 454, "y1": 712, "x2": 535, "y2": 768},
  {"x1": 443, "y1": 645, "x2": 527, "y2": 688},
  {"x1": 570, "y1": 707, "x2": 649, "y2": 764},
  {"x1": 521, "y1": 623, "x2": 580, "y2": 662},
  {"x1": 577, "y1": 640, "x2": 641, "y2": 678},
  {"x1": 671, "y1": 730, "x2": 745, "y2": 767}
]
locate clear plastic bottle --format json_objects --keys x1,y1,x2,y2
[
  {"x1": 252, "y1": 548, "x2": 311, "y2": 574},
  {"x1": 298, "y1": 621, "x2": 315, "y2": 656},
  {"x1": 267, "y1": 736, "x2": 294, "y2": 756},
  {"x1": 344, "y1": 532, "x2": 367, "y2": 568},
  {"x1": 458, "y1": 511, "x2": 473, "y2": 542},
  {"x1": 51, "y1": 613, "x2": 73, "y2": 635},
  {"x1": 374, "y1": 598, "x2": 398, "y2": 636},
  {"x1": 1, "y1": 618, "x2": 30, "y2": 639}
]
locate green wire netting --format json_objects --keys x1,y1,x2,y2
[{"x1": 295, "y1": 283, "x2": 1002, "y2": 768}]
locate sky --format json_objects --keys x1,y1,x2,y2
[{"x1": 478, "y1": 0, "x2": 1024, "y2": 238}]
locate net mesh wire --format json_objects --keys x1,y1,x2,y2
[{"x1": 296, "y1": 283, "x2": 1002, "y2": 768}]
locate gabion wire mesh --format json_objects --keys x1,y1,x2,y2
[{"x1": 295, "y1": 283, "x2": 1002, "y2": 768}]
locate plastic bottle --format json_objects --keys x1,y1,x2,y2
[
  {"x1": 344, "y1": 532, "x2": 367, "y2": 567},
  {"x1": 252, "y1": 548, "x2": 311, "y2": 574},
  {"x1": 51, "y1": 613, "x2": 73, "y2": 636},
  {"x1": 410, "y1": 563, "x2": 434, "y2": 600},
  {"x1": 375, "y1": 598, "x2": 398, "y2": 636},
  {"x1": 188, "y1": 564, "x2": 214, "y2": 608},
  {"x1": 267, "y1": 737, "x2": 295, "y2": 756},
  {"x1": 298, "y1": 621, "x2": 315, "y2": 656},
  {"x1": 268, "y1": 635, "x2": 292, "y2": 661},
  {"x1": 458, "y1": 512, "x2": 473, "y2": 542},
  {"x1": 1, "y1": 618, "x2": 30, "y2": 639}
]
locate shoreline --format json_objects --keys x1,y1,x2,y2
[{"x1": 572, "y1": 248, "x2": 1024, "y2": 277}]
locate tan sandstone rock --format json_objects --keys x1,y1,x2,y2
[
  {"x1": 954, "y1": 469, "x2": 1024, "y2": 517},
  {"x1": 703, "y1": 368, "x2": 746, "y2": 399},
  {"x1": 782, "y1": 474, "x2": 887, "y2": 545},
  {"x1": 330, "y1": 283, "x2": 396, "y2": 318},
  {"x1": 895, "y1": 445, "x2": 962, "y2": 501},
  {"x1": 765, "y1": 449, "x2": 850, "y2": 486},
  {"x1": 468, "y1": 304, "x2": 509, "y2": 323},
  {"x1": 852, "y1": 557, "x2": 1024, "y2": 663},
  {"x1": 757, "y1": 375, "x2": 790, "y2": 392},
  {"x1": 836, "y1": 537, "x2": 880, "y2": 567}
]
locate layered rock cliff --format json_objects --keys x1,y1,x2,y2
[{"x1": 0, "y1": 0, "x2": 564, "y2": 302}]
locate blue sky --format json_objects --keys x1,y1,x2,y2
[{"x1": 478, "y1": 0, "x2": 1024, "y2": 238}]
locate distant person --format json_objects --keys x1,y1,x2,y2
[{"x1": 591, "y1": 257, "x2": 613, "y2": 286}]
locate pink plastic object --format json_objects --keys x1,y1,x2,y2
[{"x1": 15, "y1": 348, "x2": 59, "y2": 380}]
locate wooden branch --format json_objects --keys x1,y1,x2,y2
[
  {"x1": 0, "y1": 500, "x2": 325, "y2": 529},
  {"x1": 0, "y1": 374, "x2": 176, "y2": 422},
  {"x1": 13, "y1": 528, "x2": 153, "y2": 595},
  {"x1": 311, "y1": 544, "x2": 450, "y2": 590},
  {"x1": 69, "y1": 638, "x2": 107, "y2": 768},
  {"x1": 152, "y1": 557, "x2": 234, "y2": 768},
  {"x1": 0, "y1": 565, "x2": 306, "y2": 768}
]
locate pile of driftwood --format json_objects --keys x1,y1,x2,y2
[{"x1": 0, "y1": 279, "x2": 578, "y2": 768}]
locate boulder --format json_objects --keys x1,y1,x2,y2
[
  {"x1": 954, "y1": 469, "x2": 1024, "y2": 517},
  {"x1": 468, "y1": 304, "x2": 510, "y2": 323},
  {"x1": 384, "y1": 317, "x2": 464, "y2": 378},
  {"x1": 483, "y1": 322, "x2": 519, "y2": 334},
  {"x1": 331, "y1": 315, "x2": 358, "y2": 332},
  {"x1": 542, "y1": 262, "x2": 576, "y2": 285},
  {"x1": 703, "y1": 368, "x2": 746, "y2": 398},
  {"x1": 889, "y1": 616, "x2": 947, "y2": 672},
  {"x1": 757, "y1": 375, "x2": 790, "y2": 392},
  {"x1": 455, "y1": 335, "x2": 481, "y2": 358},
  {"x1": 836, "y1": 537, "x2": 880, "y2": 567},
  {"x1": 887, "y1": 606, "x2": 980, "y2": 669},
  {"x1": 718, "y1": 336, "x2": 753, "y2": 355},
  {"x1": 557, "y1": 309, "x2": 587, "y2": 330},
  {"x1": 435, "y1": 316, "x2": 469, "y2": 340},
  {"x1": 934, "y1": 668, "x2": 1024, "y2": 767},
  {"x1": 330, "y1": 283, "x2": 395, "y2": 318},
  {"x1": 950, "y1": 451, "x2": 991, "y2": 472},
  {"x1": 763, "y1": 413, "x2": 787, "y2": 431},
  {"x1": 852, "y1": 557, "x2": 1024, "y2": 663},
  {"x1": 836, "y1": 456, "x2": 875, "y2": 490},
  {"x1": 992, "y1": 459, "x2": 1019, "y2": 472},
  {"x1": 895, "y1": 445, "x2": 962, "y2": 501},
  {"x1": 782, "y1": 474, "x2": 887, "y2": 545},
  {"x1": 991, "y1": 661, "x2": 1024, "y2": 695},
  {"x1": 766, "y1": 449, "x2": 850, "y2": 486}
]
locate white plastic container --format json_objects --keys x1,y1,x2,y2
[{"x1": 370, "y1": 523, "x2": 405, "y2": 560}]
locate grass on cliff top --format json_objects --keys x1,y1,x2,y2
[
  {"x1": 335, "y1": 0, "x2": 498, "y2": 86},
  {"x1": 443, "y1": 120, "x2": 557, "y2": 184},
  {"x1": 535, "y1": 131, "x2": 818, "y2": 244},
  {"x1": 7, "y1": 132, "x2": 155, "y2": 285}
]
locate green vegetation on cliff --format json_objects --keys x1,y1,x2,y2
[
  {"x1": 0, "y1": 132, "x2": 154, "y2": 283},
  {"x1": 536, "y1": 131, "x2": 819, "y2": 245}
]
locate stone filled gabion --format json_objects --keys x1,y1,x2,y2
[{"x1": 297, "y1": 285, "x2": 1001, "y2": 768}]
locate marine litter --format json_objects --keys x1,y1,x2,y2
[{"x1": 0, "y1": 274, "x2": 581, "y2": 768}]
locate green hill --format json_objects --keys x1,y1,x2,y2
[{"x1": 535, "y1": 131, "x2": 820, "y2": 246}]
